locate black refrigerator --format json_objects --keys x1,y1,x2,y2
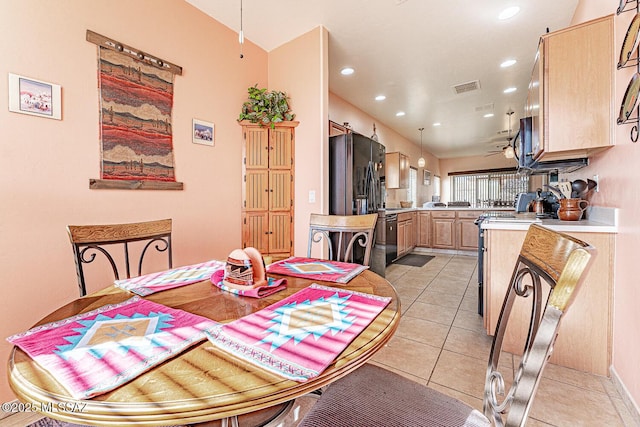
[{"x1": 329, "y1": 132, "x2": 385, "y2": 216}]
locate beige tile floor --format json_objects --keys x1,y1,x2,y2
[
  {"x1": 368, "y1": 251, "x2": 638, "y2": 427},
  {"x1": 4, "y1": 252, "x2": 638, "y2": 427}
]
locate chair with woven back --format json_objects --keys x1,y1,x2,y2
[
  {"x1": 299, "y1": 223, "x2": 596, "y2": 427},
  {"x1": 307, "y1": 213, "x2": 378, "y2": 266},
  {"x1": 67, "y1": 219, "x2": 173, "y2": 297}
]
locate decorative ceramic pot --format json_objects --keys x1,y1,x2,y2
[{"x1": 558, "y1": 198, "x2": 588, "y2": 221}]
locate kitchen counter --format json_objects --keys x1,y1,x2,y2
[
  {"x1": 480, "y1": 206, "x2": 618, "y2": 233},
  {"x1": 381, "y1": 206, "x2": 515, "y2": 214}
]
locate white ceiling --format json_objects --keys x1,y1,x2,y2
[{"x1": 186, "y1": 0, "x2": 578, "y2": 158}]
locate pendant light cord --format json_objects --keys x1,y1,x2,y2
[{"x1": 239, "y1": 0, "x2": 244, "y2": 58}]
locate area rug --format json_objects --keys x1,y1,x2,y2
[
  {"x1": 114, "y1": 259, "x2": 224, "y2": 296},
  {"x1": 392, "y1": 254, "x2": 434, "y2": 267},
  {"x1": 266, "y1": 257, "x2": 368, "y2": 283},
  {"x1": 7, "y1": 296, "x2": 217, "y2": 399},
  {"x1": 205, "y1": 284, "x2": 391, "y2": 381}
]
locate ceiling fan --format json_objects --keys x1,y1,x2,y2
[{"x1": 485, "y1": 109, "x2": 516, "y2": 158}]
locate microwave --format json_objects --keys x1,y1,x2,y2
[
  {"x1": 515, "y1": 117, "x2": 589, "y2": 173},
  {"x1": 514, "y1": 117, "x2": 533, "y2": 169}
]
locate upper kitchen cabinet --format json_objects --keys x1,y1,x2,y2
[
  {"x1": 386, "y1": 152, "x2": 409, "y2": 189},
  {"x1": 526, "y1": 15, "x2": 614, "y2": 161},
  {"x1": 240, "y1": 121, "x2": 298, "y2": 260}
]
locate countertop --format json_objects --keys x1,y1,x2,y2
[
  {"x1": 381, "y1": 206, "x2": 515, "y2": 214},
  {"x1": 480, "y1": 207, "x2": 618, "y2": 233}
]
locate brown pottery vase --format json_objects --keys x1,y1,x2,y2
[{"x1": 557, "y1": 198, "x2": 588, "y2": 221}]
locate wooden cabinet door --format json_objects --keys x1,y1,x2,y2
[
  {"x1": 242, "y1": 212, "x2": 269, "y2": 253},
  {"x1": 268, "y1": 127, "x2": 293, "y2": 170},
  {"x1": 406, "y1": 218, "x2": 415, "y2": 251},
  {"x1": 399, "y1": 154, "x2": 409, "y2": 189},
  {"x1": 244, "y1": 170, "x2": 269, "y2": 211},
  {"x1": 244, "y1": 127, "x2": 269, "y2": 169},
  {"x1": 532, "y1": 15, "x2": 613, "y2": 160},
  {"x1": 268, "y1": 212, "x2": 291, "y2": 254},
  {"x1": 418, "y1": 212, "x2": 430, "y2": 247},
  {"x1": 269, "y1": 170, "x2": 292, "y2": 211},
  {"x1": 457, "y1": 218, "x2": 479, "y2": 250},
  {"x1": 545, "y1": 16, "x2": 612, "y2": 156},
  {"x1": 397, "y1": 221, "x2": 407, "y2": 256},
  {"x1": 431, "y1": 218, "x2": 455, "y2": 249},
  {"x1": 385, "y1": 152, "x2": 400, "y2": 189}
]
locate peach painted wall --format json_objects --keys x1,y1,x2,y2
[
  {"x1": 268, "y1": 27, "x2": 329, "y2": 258},
  {"x1": 0, "y1": 0, "x2": 270, "y2": 403},
  {"x1": 329, "y1": 93, "x2": 440, "y2": 207},
  {"x1": 567, "y1": 0, "x2": 640, "y2": 413}
]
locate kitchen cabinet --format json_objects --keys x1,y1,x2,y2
[
  {"x1": 527, "y1": 15, "x2": 613, "y2": 161},
  {"x1": 385, "y1": 152, "x2": 409, "y2": 189},
  {"x1": 417, "y1": 211, "x2": 431, "y2": 247},
  {"x1": 456, "y1": 210, "x2": 481, "y2": 250},
  {"x1": 241, "y1": 121, "x2": 298, "y2": 260},
  {"x1": 431, "y1": 211, "x2": 456, "y2": 249},
  {"x1": 397, "y1": 211, "x2": 416, "y2": 257},
  {"x1": 421, "y1": 209, "x2": 486, "y2": 251},
  {"x1": 483, "y1": 228, "x2": 613, "y2": 376}
]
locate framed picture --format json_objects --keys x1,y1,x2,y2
[
  {"x1": 8, "y1": 73, "x2": 62, "y2": 120},
  {"x1": 192, "y1": 118, "x2": 215, "y2": 146},
  {"x1": 423, "y1": 169, "x2": 431, "y2": 185}
]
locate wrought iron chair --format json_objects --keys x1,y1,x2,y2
[
  {"x1": 307, "y1": 213, "x2": 378, "y2": 266},
  {"x1": 67, "y1": 219, "x2": 173, "y2": 296},
  {"x1": 299, "y1": 224, "x2": 595, "y2": 427}
]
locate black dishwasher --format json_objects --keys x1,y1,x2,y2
[{"x1": 385, "y1": 213, "x2": 397, "y2": 265}]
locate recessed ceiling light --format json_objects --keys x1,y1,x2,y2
[
  {"x1": 503, "y1": 87, "x2": 517, "y2": 93},
  {"x1": 340, "y1": 67, "x2": 354, "y2": 75},
  {"x1": 433, "y1": 122, "x2": 441, "y2": 127},
  {"x1": 396, "y1": 111, "x2": 405, "y2": 117},
  {"x1": 500, "y1": 59, "x2": 517, "y2": 68},
  {"x1": 498, "y1": 6, "x2": 520, "y2": 20},
  {"x1": 484, "y1": 113, "x2": 494, "y2": 118},
  {"x1": 375, "y1": 95, "x2": 386, "y2": 101}
]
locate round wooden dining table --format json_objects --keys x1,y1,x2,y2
[{"x1": 8, "y1": 270, "x2": 400, "y2": 426}]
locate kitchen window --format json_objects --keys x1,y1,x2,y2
[
  {"x1": 450, "y1": 169, "x2": 528, "y2": 207},
  {"x1": 408, "y1": 167, "x2": 417, "y2": 205}
]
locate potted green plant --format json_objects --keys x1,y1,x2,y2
[{"x1": 238, "y1": 85, "x2": 295, "y2": 127}]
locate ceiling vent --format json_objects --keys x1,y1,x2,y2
[
  {"x1": 452, "y1": 80, "x2": 481, "y2": 95},
  {"x1": 475, "y1": 103, "x2": 494, "y2": 113}
]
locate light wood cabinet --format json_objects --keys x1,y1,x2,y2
[
  {"x1": 528, "y1": 15, "x2": 614, "y2": 161},
  {"x1": 241, "y1": 121, "x2": 298, "y2": 260},
  {"x1": 418, "y1": 211, "x2": 431, "y2": 247},
  {"x1": 456, "y1": 211, "x2": 482, "y2": 251},
  {"x1": 431, "y1": 211, "x2": 456, "y2": 249},
  {"x1": 397, "y1": 211, "x2": 416, "y2": 257},
  {"x1": 483, "y1": 229, "x2": 613, "y2": 376},
  {"x1": 420, "y1": 209, "x2": 486, "y2": 251},
  {"x1": 385, "y1": 152, "x2": 409, "y2": 189}
]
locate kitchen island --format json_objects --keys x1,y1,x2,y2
[{"x1": 480, "y1": 207, "x2": 617, "y2": 376}]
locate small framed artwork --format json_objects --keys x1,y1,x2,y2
[
  {"x1": 8, "y1": 73, "x2": 62, "y2": 120},
  {"x1": 192, "y1": 118, "x2": 215, "y2": 146},
  {"x1": 423, "y1": 169, "x2": 431, "y2": 185}
]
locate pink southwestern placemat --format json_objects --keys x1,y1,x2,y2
[
  {"x1": 114, "y1": 260, "x2": 225, "y2": 296},
  {"x1": 7, "y1": 296, "x2": 217, "y2": 399},
  {"x1": 205, "y1": 283, "x2": 391, "y2": 381},
  {"x1": 266, "y1": 257, "x2": 368, "y2": 283}
]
